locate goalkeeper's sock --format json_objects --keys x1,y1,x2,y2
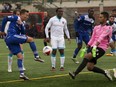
[
  {"x1": 29, "y1": 42, "x2": 39, "y2": 58},
  {"x1": 73, "y1": 48, "x2": 80, "y2": 58},
  {"x1": 75, "y1": 58, "x2": 89, "y2": 75},
  {"x1": 92, "y1": 66, "x2": 106, "y2": 75}
]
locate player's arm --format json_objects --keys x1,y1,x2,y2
[
  {"x1": 88, "y1": 26, "x2": 96, "y2": 46},
  {"x1": 64, "y1": 20, "x2": 71, "y2": 43}
]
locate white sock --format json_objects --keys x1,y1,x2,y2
[
  {"x1": 60, "y1": 56, "x2": 65, "y2": 67},
  {"x1": 51, "y1": 57, "x2": 56, "y2": 68},
  {"x1": 8, "y1": 56, "x2": 13, "y2": 68}
]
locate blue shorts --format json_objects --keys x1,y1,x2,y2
[
  {"x1": 5, "y1": 34, "x2": 28, "y2": 55},
  {"x1": 112, "y1": 34, "x2": 116, "y2": 41},
  {"x1": 75, "y1": 31, "x2": 90, "y2": 45}
]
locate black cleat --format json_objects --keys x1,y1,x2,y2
[
  {"x1": 50, "y1": 67, "x2": 56, "y2": 71},
  {"x1": 60, "y1": 67, "x2": 64, "y2": 71},
  {"x1": 34, "y1": 56, "x2": 44, "y2": 63},
  {"x1": 20, "y1": 74, "x2": 29, "y2": 80},
  {"x1": 69, "y1": 71, "x2": 75, "y2": 79}
]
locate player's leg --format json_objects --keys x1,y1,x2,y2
[
  {"x1": 58, "y1": 37, "x2": 65, "y2": 71},
  {"x1": 72, "y1": 32, "x2": 82, "y2": 63},
  {"x1": 50, "y1": 37, "x2": 57, "y2": 71},
  {"x1": 16, "y1": 52, "x2": 29, "y2": 80},
  {"x1": 7, "y1": 43, "x2": 29, "y2": 80},
  {"x1": 20, "y1": 44, "x2": 26, "y2": 70},
  {"x1": 43, "y1": 31, "x2": 47, "y2": 46},
  {"x1": 8, "y1": 51, "x2": 13, "y2": 72},
  {"x1": 106, "y1": 37, "x2": 116, "y2": 56},
  {"x1": 69, "y1": 52, "x2": 92, "y2": 79},
  {"x1": 87, "y1": 48, "x2": 112, "y2": 81},
  {"x1": 26, "y1": 36, "x2": 44, "y2": 62}
]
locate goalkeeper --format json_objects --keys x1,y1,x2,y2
[{"x1": 69, "y1": 12, "x2": 113, "y2": 81}]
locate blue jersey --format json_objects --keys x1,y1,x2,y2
[
  {"x1": 74, "y1": 14, "x2": 94, "y2": 33},
  {"x1": 1, "y1": 15, "x2": 27, "y2": 55},
  {"x1": 1, "y1": 15, "x2": 25, "y2": 35}
]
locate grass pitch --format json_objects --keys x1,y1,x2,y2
[{"x1": 0, "y1": 39, "x2": 116, "y2": 87}]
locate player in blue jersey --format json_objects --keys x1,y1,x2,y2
[
  {"x1": 0, "y1": 9, "x2": 44, "y2": 80},
  {"x1": 72, "y1": 8, "x2": 95, "y2": 63},
  {"x1": 4, "y1": 9, "x2": 26, "y2": 73}
]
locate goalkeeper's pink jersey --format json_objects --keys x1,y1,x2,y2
[{"x1": 88, "y1": 24, "x2": 112, "y2": 51}]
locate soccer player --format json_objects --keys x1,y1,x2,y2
[
  {"x1": 69, "y1": 12, "x2": 113, "y2": 81},
  {"x1": 42, "y1": 12, "x2": 50, "y2": 46},
  {"x1": 45, "y1": 8, "x2": 71, "y2": 71},
  {"x1": 4, "y1": 10, "x2": 26, "y2": 72},
  {"x1": 112, "y1": 9, "x2": 116, "y2": 22},
  {"x1": 0, "y1": 9, "x2": 44, "y2": 80},
  {"x1": 72, "y1": 8, "x2": 95, "y2": 64},
  {"x1": 106, "y1": 15, "x2": 116, "y2": 56}
]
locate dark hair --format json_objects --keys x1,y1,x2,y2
[
  {"x1": 101, "y1": 11, "x2": 109, "y2": 20},
  {"x1": 13, "y1": 9, "x2": 20, "y2": 15},
  {"x1": 88, "y1": 8, "x2": 94, "y2": 12},
  {"x1": 56, "y1": 7, "x2": 63, "y2": 12},
  {"x1": 20, "y1": 9, "x2": 29, "y2": 15}
]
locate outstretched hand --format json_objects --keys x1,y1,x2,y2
[
  {"x1": 80, "y1": 47, "x2": 87, "y2": 58},
  {"x1": 67, "y1": 38, "x2": 71, "y2": 44},
  {"x1": 92, "y1": 46, "x2": 97, "y2": 57}
]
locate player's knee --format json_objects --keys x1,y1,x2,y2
[
  {"x1": 27, "y1": 37, "x2": 34, "y2": 42},
  {"x1": 78, "y1": 45, "x2": 82, "y2": 49},
  {"x1": 52, "y1": 49, "x2": 57, "y2": 55}
]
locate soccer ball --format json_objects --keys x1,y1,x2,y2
[{"x1": 43, "y1": 46, "x2": 52, "y2": 56}]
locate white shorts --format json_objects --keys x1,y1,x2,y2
[{"x1": 51, "y1": 36, "x2": 65, "y2": 49}]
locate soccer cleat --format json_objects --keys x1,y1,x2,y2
[
  {"x1": 71, "y1": 58, "x2": 79, "y2": 64},
  {"x1": 60, "y1": 67, "x2": 64, "y2": 71},
  {"x1": 105, "y1": 70, "x2": 113, "y2": 81},
  {"x1": 106, "y1": 53, "x2": 113, "y2": 56},
  {"x1": 8, "y1": 66, "x2": 12, "y2": 72},
  {"x1": 34, "y1": 56, "x2": 44, "y2": 63},
  {"x1": 20, "y1": 74, "x2": 29, "y2": 80},
  {"x1": 113, "y1": 68, "x2": 116, "y2": 78},
  {"x1": 69, "y1": 71, "x2": 75, "y2": 79},
  {"x1": 51, "y1": 67, "x2": 56, "y2": 71}
]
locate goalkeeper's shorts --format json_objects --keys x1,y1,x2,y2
[{"x1": 89, "y1": 47, "x2": 105, "y2": 64}]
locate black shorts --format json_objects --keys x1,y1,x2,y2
[
  {"x1": 43, "y1": 30, "x2": 50, "y2": 38},
  {"x1": 88, "y1": 47, "x2": 105, "y2": 64}
]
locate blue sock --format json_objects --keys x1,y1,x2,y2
[
  {"x1": 17, "y1": 59, "x2": 24, "y2": 74},
  {"x1": 29, "y1": 42, "x2": 39, "y2": 58},
  {"x1": 60, "y1": 53, "x2": 64, "y2": 57},
  {"x1": 73, "y1": 48, "x2": 80, "y2": 58}
]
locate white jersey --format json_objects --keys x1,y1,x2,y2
[
  {"x1": 45, "y1": 16, "x2": 70, "y2": 39},
  {"x1": 107, "y1": 21, "x2": 116, "y2": 33},
  {"x1": 112, "y1": 23, "x2": 116, "y2": 33}
]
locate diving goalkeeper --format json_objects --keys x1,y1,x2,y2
[{"x1": 69, "y1": 12, "x2": 113, "y2": 81}]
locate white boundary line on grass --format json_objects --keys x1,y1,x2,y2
[{"x1": 0, "y1": 69, "x2": 113, "y2": 84}]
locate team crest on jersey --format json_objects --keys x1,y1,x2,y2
[{"x1": 62, "y1": 21, "x2": 64, "y2": 24}]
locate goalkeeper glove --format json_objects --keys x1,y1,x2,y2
[
  {"x1": 92, "y1": 46, "x2": 97, "y2": 57},
  {"x1": 80, "y1": 47, "x2": 87, "y2": 58}
]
